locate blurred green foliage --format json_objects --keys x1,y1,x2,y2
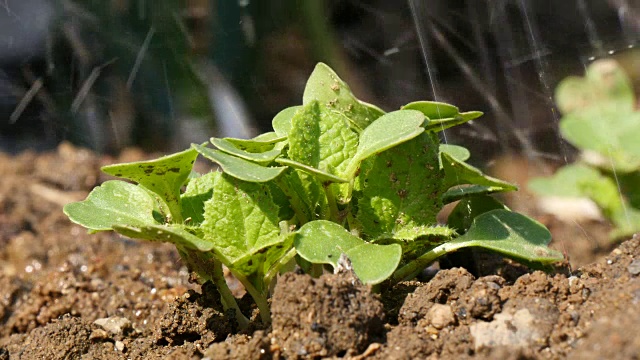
[{"x1": 529, "y1": 59, "x2": 640, "y2": 239}]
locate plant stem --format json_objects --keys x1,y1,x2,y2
[
  {"x1": 178, "y1": 248, "x2": 249, "y2": 329},
  {"x1": 211, "y1": 262, "x2": 250, "y2": 329},
  {"x1": 324, "y1": 183, "x2": 340, "y2": 223},
  {"x1": 390, "y1": 245, "x2": 448, "y2": 285},
  {"x1": 231, "y1": 270, "x2": 272, "y2": 325}
]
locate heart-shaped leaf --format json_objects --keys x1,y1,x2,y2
[{"x1": 303, "y1": 63, "x2": 384, "y2": 129}]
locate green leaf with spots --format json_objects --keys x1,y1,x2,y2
[
  {"x1": 303, "y1": 62, "x2": 384, "y2": 129},
  {"x1": 192, "y1": 143, "x2": 286, "y2": 182},
  {"x1": 201, "y1": 173, "x2": 286, "y2": 269},
  {"x1": 63, "y1": 180, "x2": 160, "y2": 231},
  {"x1": 356, "y1": 132, "x2": 445, "y2": 241},
  {"x1": 295, "y1": 220, "x2": 402, "y2": 284},
  {"x1": 101, "y1": 148, "x2": 198, "y2": 222}
]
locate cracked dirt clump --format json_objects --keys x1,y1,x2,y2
[{"x1": 269, "y1": 270, "x2": 386, "y2": 359}]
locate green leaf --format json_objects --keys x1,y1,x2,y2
[
  {"x1": 272, "y1": 105, "x2": 301, "y2": 137},
  {"x1": 443, "y1": 209, "x2": 563, "y2": 264},
  {"x1": 276, "y1": 158, "x2": 348, "y2": 183},
  {"x1": 211, "y1": 137, "x2": 283, "y2": 164},
  {"x1": 440, "y1": 144, "x2": 470, "y2": 162},
  {"x1": 356, "y1": 132, "x2": 445, "y2": 240},
  {"x1": 287, "y1": 101, "x2": 359, "y2": 176},
  {"x1": 193, "y1": 143, "x2": 286, "y2": 182},
  {"x1": 528, "y1": 163, "x2": 629, "y2": 226},
  {"x1": 402, "y1": 101, "x2": 459, "y2": 119},
  {"x1": 303, "y1": 63, "x2": 384, "y2": 129},
  {"x1": 447, "y1": 195, "x2": 508, "y2": 233},
  {"x1": 275, "y1": 168, "x2": 329, "y2": 223},
  {"x1": 63, "y1": 180, "x2": 159, "y2": 231},
  {"x1": 345, "y1": 109, "x2": 425, "y2": 178},
  {"x1": 112, "y1": 224, "x2": 215, "y2": 252},
  {"x1": 101, "y1": 148, "x2": 198, "y2": 223},
  {"x1": 402, "y1": 101, "x2": 482, "y2": 132},
  {"x1": 295, "y1": 220, "x2": 402, "y2": 284},
  {"x1": 555, "y1": 59, "x2": 635, "y2": 115},
  {"x1": 201, "y1": 173, "x2": 284, "y2": 269},
  {"x1": 221, "y1": 132, "x2": 287, "y2": 152},
  {"x1": 528, "y1": 164, "x2": 603, "y2": 198},
  {"x1": 441, "y1": 151, "x2": 517, "y2": 194},
  {"x1": 560, "y1": 108, "x2": 640, "y2": 172},
  {"x1": 181, "y1": 171, "x2": 217, "y2": 225}
]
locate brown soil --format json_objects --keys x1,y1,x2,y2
[{"x1": 1, "y1": 143, "x2": 639, "y2": 359}]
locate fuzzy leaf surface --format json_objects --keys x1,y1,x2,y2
[
  {"x1": 201, "y1": 173, "x2": 285, "y2": 271},
  {"x1": 356, "y1": 133, "x2": 444, "y2": 241}
]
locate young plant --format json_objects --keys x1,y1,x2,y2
[
  {"x1": 64, "y1": 63, "x2": 563, "y2": 326},
  {"x1": 529, "y1": 59, "x2": 640, "y2": 239}
]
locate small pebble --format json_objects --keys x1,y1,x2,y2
[
  {"x1": 114, "y1": 340, "x2": 125, "y2": 352},
  {"x1": 427, "y1": 304, "x2": 455, "y2": 329},
  {"x1": 93, "y1": 316, "x2": 132, "y2": 336},
  {"x1": 627, "y1": 259, "x2": 640, "y2": 275}
]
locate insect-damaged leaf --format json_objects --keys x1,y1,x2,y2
[
  {"x1": 101, "y1": 148, "x2": 198, "y2": 223},
  {"x1": 295, "y1": 220, "x2": 402, "y2": 285}
]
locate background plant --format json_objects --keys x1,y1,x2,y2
[
  {"x1": 64, "y1": 63, "x2": 563, "y2": 327},
  {"x1": 529, "y1": 59, "x2": 640, "y2": 239}
]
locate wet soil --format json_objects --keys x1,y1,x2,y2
[{"x1": 1, "y1": 143, "x2": 639, "y2": 359}]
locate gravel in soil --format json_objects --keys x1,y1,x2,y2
[{"x1": 1, "y1": 144, "x2": 639, "y2": 359}]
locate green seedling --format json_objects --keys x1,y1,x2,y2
[
  {"x1": 65, "y1": 63, "x2": 563, "y2": 327},
  {"x1": 529, "y1": 59, "x2": 640, "y2": 239}
]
